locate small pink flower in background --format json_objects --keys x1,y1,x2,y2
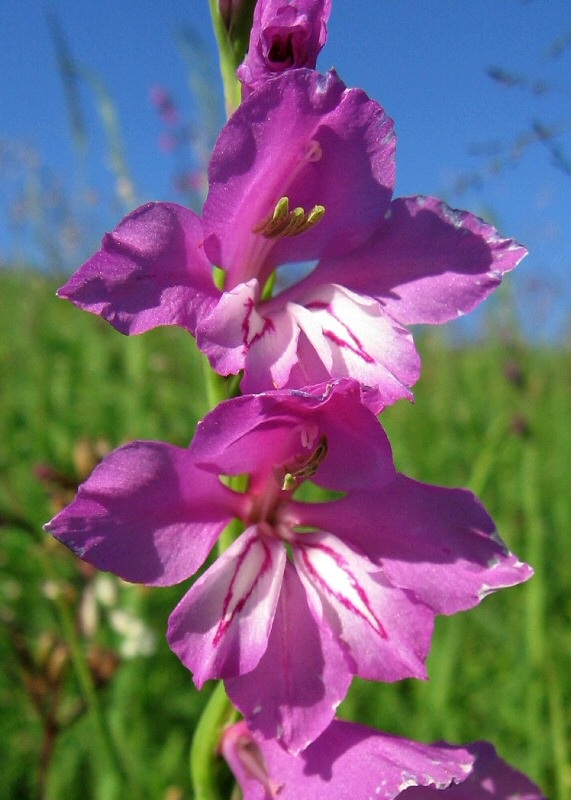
[
  {"x1": 173, "y1": 170, "x2": 208, "y2": 194},
  {"x1": 58, "y1": 69, "x2": 526, "y2": 408},
  {"x1": 221, "y1": 718, "x2": 475, "y2": 800},
  {"x1": 149, "y1": 84, "x2": 180, "y2": 125},
  {"x1": 237, "y1": 0, "x2": 332, "y2": 96},
  {"x1": 45, "y1": 381, "x2": 531, "y2": 752},
  {"x1": 158, "y1": 132, "x2": 178, "y2": 153},
  {"x1": 222, "y1": 721, "x2": 546, "y2": 800}
]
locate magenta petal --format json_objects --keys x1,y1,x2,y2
[
  {"x1": 204, "y1": 69, "x2": 395, "y2": 288},
  {"x1": 198, "y1": 280, "x2": 301, "y2": 384},
  {"x1": 285, "y1": 382, "x2": 396, "y2": 491},
  {"x1": 189, "y1": 381, "x2": 396, "y2": 492},
  {"x1": 326, "y1": 475, "x2": 533, "y2": 615},
  {"x1": 311, "y1": 196, "x2": 527, "y2": 326},
  {"x1": 197, "y1": 279, "x2": 261, "y2": 376},
  {"x1": 167, "y1": 528, "x2": 286, "y2": 688},
  {"x1": 58, "y1": 202, "x2": 217, "y2": 335},
  {"x1": 44, "y1": 441, "x2": 235, "y2": 586},
  {"x1": 294, "y1": 533, "x2": 433, "y2": 681},
  {"x1": 238, "y1": 306, "x2": 302, "y2": 393},
  {"x1": 400, "y1": 741, "x2": 546, "y2": 799},
  {"x1": 222, "y1": 719, "x2": 475, "y2": 800},
  {"x1": 225, "y1": 562, "x2": 352, "y2": 754},
  {"x1": 283, "y1": 284, "x2": 420, "y2": 403},
  {"x1": 189, "y1": 392, "x2": 314, "y2": 478}
]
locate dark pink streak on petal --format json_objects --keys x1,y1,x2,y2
[
  {"x1": 225, "y1": 561, "x2": 353, "y2": 753},
  {"x1": 299, "y1": 541, "x2": 387, "y2": 639},
  {"x1": 242, "y1": 297, "x2": 275, "y2": 351},
  {"x1": 214, "y1": 536, "x2": 274, "y2": 646},
  {"x1": 306, "y1": 300, "x2": 374, "y2": 364}
]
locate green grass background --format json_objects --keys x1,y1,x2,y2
[{"x1": 1, "y1": 270, "x2": 569, "y2": 799}]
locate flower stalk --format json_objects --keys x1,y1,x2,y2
[
  {"x1": 43, "y1": 1, "x2": 545, "y2": 798},
  {"x1": 190, "y1": 681, "x2": 239, "y2": 800},
  {"x1": 209, "y1": 0, "x2": 243, "y2": 117}
]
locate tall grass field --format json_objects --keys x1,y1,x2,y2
[{"x1": 1, "y1": 270, "x2": 569, "y2": 799}]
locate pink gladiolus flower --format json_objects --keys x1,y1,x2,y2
[
  {"x1": 58, "y1": 70, "x2": 526, "y2": 408},
  {"x1": 237, "y1": 0, "x2": 332, "y2": 96},
  {"x1": 222, "y1": 721, "x2": 545, "y2": 800},
  {"x1": 45, "y1": 381, "x2": 532, "y2": 752},
  {"x1": 221, "y1": 719, "x2": 475, "y2": 800}
]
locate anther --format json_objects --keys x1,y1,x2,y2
[
  {"x1": 252, "y1": 196, "x2": 325, "y2": 239},
  {"x1": 280, "y1": 435, "x2": 328, "y2": 491}
]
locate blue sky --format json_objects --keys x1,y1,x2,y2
[{"x1": 2, "y1": 0, "x2": 570, "y2": 338}]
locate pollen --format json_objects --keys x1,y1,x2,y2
[{"x1": 252, "y1": 196, "x2": 325, "y2": 239}]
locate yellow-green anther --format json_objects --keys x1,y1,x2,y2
[
  {"x1": 307, "y1": 204, "x2": 325, "y2": 225},
  {"x1": 279, "y1": 435, "x2": 328, "y2": 491},
  {"x1": 279, "y1": 207, "x2": 305, "y2": 238},
  {"x1": 296, "y1": 204, "x2": 325, "y2": 235},
  {"x1": 282, "y1": 473, "x2": 297, "y2": 491},
  {"x1": 273, "y1": 196, "x2": 290, "y2": 220},
  {"x1": 252, "y1": 197, "x2": 326, "y2": 239},
  {"x1": 252, "y1": 197, "x2": 289, "y2": 236},
  {"x1": 212, "y1": 265, "x2": 226, "y2": 290}
]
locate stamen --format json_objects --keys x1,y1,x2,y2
[
  {"x1": 281, "y1": 435, "x2": 328, "y2": 491},
  {"x1": 253, "y1": 196, "x2": 325, "y2": 239},
  {"x1": 305, "y1": 139, "x2": 323, "y2": 162}
]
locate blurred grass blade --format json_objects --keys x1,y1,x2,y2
[
  {"x1": 76, "y1": 65, "x2": 138, "y2": 210},
  {"x1": 47, "y1": 13, "x2": 137, "y2": 210},
  {"x1": 47, "y1": 11, "x2": 88, "y2": 157},
  {"x1": 176, "y1": 24, "x2": 224, "y2": 155}
]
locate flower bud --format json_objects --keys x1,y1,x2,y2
[{"x1": 237, "y1": 0, "x2": 332, "y2": 95}]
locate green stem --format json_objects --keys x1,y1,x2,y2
[
  {"x1": 190, "y1": 681, "x2": 239, "y2": 800},
  {"x1": 193, "y1": 1, "x2": 258, "y2": 771},
  {"x1": 200, "y1": 352, "x2": 242, "y2": 413},
  {"x1": 202, "y1": 355, "x2": 248, "y2": 557},
  {"x1": 218, "y1": 512, "x2": 246, "y2": 555},
  {"x1": 209, "y1": 0, "x2": 242, "y2": 118},
  {"x1": 191, "y1": 354, "x2": 245, "y2": 797},
  {"x1": 201, "y1": 352, "x2": 229, "y2": 412}
]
